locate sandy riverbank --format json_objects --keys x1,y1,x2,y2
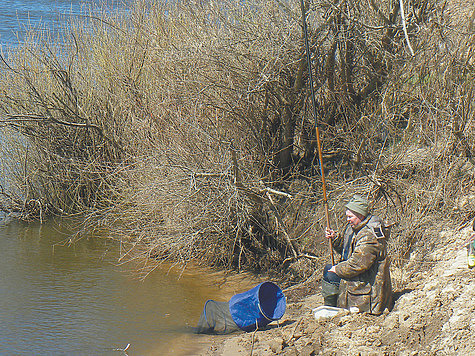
[{"x1": 196, "y1": 224, "x2": 475, "y2": 356}]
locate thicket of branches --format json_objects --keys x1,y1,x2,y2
[{"x1": 0, "y1": 0, "x2": 474, "y2": 281}]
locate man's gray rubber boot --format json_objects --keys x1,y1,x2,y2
[
  {"x1": 323, "y1": 294, "x2": 338, "y2": 307},
  {"x1": 322, "y1": 279, "x2": 339, "y2": 307}
]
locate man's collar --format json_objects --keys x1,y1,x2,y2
[{"x1": 352, "y1": 214, "x2": 372, "y2": 232}]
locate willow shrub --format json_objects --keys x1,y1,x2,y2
[{"x1": 0, "y1": 0, "x2": 474, "y2": 281}]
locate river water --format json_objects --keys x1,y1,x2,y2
[
  {"x1": 0, "y1": 3, "x2": 244, "y2": 354},
  {"x1": 0, "y1": 219, "x2": 235, "y2": 355},
  {"x1": 0, "y1": 0, "x2": 129, "y2": 47}
]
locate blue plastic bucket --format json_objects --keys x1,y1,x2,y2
[{"x1": 228, "y1": 282, "x2": 286, "y2": 331}]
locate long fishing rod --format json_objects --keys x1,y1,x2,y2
[{"x1": 299, "y1": 0, "x2": 335, "y2": 265}]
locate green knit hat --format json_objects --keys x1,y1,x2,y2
[{"x1": 345, "y1": 194, "x2": 369, "y2": 217}]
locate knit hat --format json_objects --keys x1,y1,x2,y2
[{"x1": 345, "y1": 194, "x2": 369, "y2": 217}]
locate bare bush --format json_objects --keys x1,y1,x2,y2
[{"x1": 0, "y1": 0, "x2": 474, "y2": 281}]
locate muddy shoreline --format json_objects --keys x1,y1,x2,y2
[{"x1": 193, "y1": 224, "x2": 475, "y2": 356}]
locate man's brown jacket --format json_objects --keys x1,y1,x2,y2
[{"x1": 332, "y1": 215, "x2": 392, "y2": 315}]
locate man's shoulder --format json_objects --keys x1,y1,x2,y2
[
  {"x1": 366, "y1": 214, "x2": 384, "y2": 226},
  {"x1": 365, "y1": 215, "x2": 389, "y2": 239},
  {"x1": 358, "y1": 215, "x2": 388, "y2": 241},
  {"x1": 356, "y1": 226, "x2": 379, "y2": 240}
]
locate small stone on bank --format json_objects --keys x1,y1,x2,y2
[{"x1": 268, "y1": 337, "x2": 284, "y2": 353}]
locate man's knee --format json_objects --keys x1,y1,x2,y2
[{"x1": 323, "y1": 263, "x2": 341, "y2": 284}]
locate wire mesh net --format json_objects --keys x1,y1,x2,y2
[{"x1": 195, "y1": 300, "x2": 240, "y2": 334}]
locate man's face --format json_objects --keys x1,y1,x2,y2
[{"x1": 346, "y1": 209, "x2": 363, "y2": 228}]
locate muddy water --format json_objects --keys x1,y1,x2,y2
[{"x1": 0, "y1": 219, "x2": 245, "y2": 355}]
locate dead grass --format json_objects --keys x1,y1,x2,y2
[{"x1": 0, "y1": 0, "x2": 474, "y2": 282}]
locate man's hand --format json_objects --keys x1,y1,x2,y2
[
  {"x1": 325, "y1": 227, "x2": 336, "y2": 240},
  {"x1": 329, "y1": 265, "x2": 337, "y2": 273}
]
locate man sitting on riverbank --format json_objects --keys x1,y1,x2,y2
[{"x1": 322, "y1": 195, "x2": 392, "y2": 315}]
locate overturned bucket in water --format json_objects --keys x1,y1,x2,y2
[
  {"x1": 229, "y1": 281, "x2": 286, "y2": 332},
  {"x1": 195, "y1": 282, "x2": 286, "y2": 334}
]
